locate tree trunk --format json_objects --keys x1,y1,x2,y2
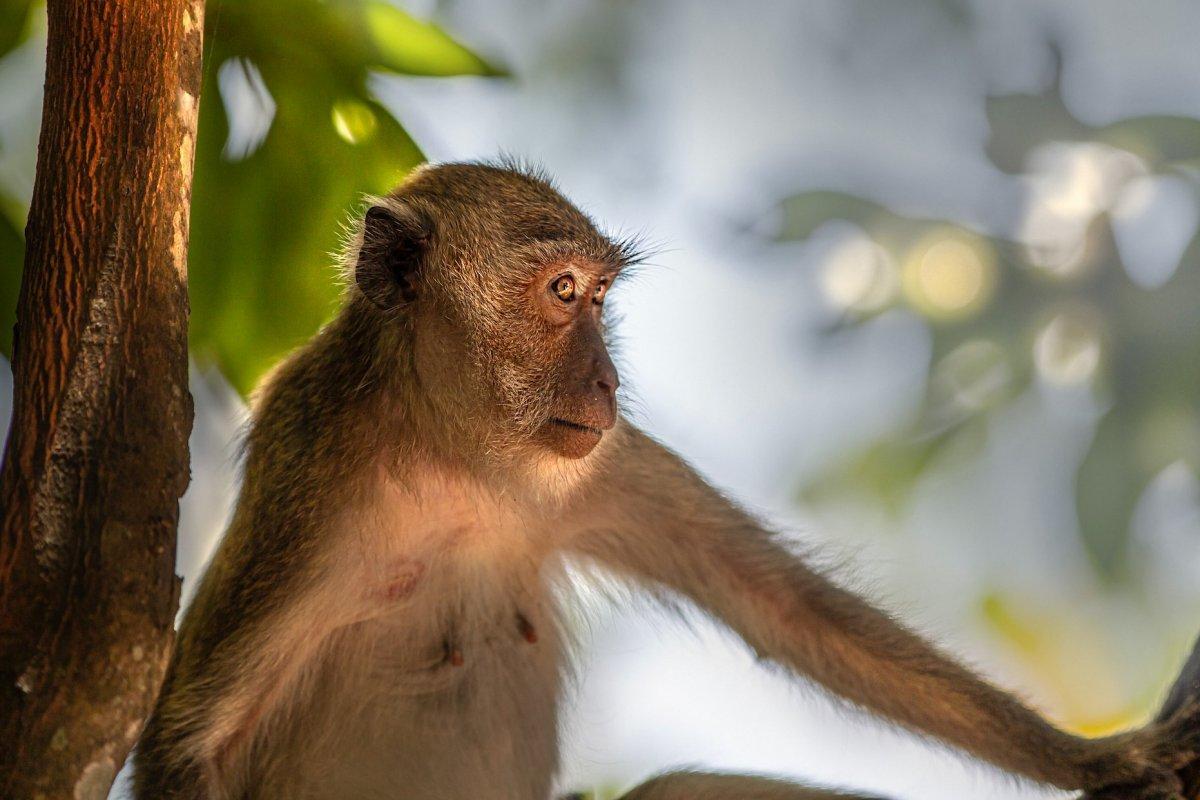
[{"x1": 0, "y1": 1, "x2": 203, "y2": 797}]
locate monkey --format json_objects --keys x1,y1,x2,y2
[{"x1": 133, "y1": 161, "x2": 1200, "y2": 800}]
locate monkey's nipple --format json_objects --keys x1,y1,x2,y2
[{"x1": 516, "y1": 612, "x2": 539, "y2": 644}]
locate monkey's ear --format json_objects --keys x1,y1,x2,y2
[{"x1": 355, "y1": 203, "x2": 432, "y2": 310}]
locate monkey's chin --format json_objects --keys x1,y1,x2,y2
[{"x1": 541, "y1": 418, "x2": 604, "y2": 459}]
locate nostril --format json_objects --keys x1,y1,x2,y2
[{"x1": 592, "y1": 351, "x2": 619, "y2": 394}]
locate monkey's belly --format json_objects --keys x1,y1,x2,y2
[{"x1": 254, "y1": 611, "x2": 564, "y2": 799}]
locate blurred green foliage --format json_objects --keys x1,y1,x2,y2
[
  {"x1": 0, "y1": 0, "x2": 37, "y2": 356},
  {"x1": 0, "y1": 0, "x2": 501, "y2": 392},
  {"x1": 780, "y1": 50, "x2": 1200, "y2": 583},
  {"x1": 0, "y1": 0, "x2": 35, "y2": 60}
]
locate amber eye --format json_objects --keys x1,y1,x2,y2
[
  {"x1": 593, "y1": 279, "x2": 609, "y2": 304},
  {"x1": 552, "y1": 275, "x2": 576, "y2": 302}
]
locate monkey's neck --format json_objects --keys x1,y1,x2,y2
[
  {"x1": 267, "y1": 301, "x2": 547, "y2": 501},
  {"x1": 288, "y1": 303, "x2": 466, "y2": 476}
]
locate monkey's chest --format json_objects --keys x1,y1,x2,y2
[
  {"x1": 358, "y1": 558, "x2": 564, "y2": 698},
  {"x1": 347, "y1": 483, "x2": 566, "y2": 700},
  {"x1": 275, "y1": 557, "x2": 565, "y2": 799}
]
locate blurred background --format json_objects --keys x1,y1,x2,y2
[{"x1": 2, "y1": 1, "x2": 1200, "y2": 798}]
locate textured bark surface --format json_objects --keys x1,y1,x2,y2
[
  {"x1": 0, "y1": 0, "x2": 203, "y2": 796},
  {"x1": 1157, "y1": 636, "x2": 1200, "y2": 800}
]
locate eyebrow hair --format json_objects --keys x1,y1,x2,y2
[
  {"x1": 604, "y1": 232, "x2": 651, "y2": 270},
  {"x1": 531, "y1": 256, "x2": 621, "y2": 279}
]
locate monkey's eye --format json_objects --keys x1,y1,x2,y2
[
  {"x1": 551, "y1": 275, "x2": 577, "y2": 302},
  {"x1": 593, "y1": 279, "x2": 609, "y2": 304}
]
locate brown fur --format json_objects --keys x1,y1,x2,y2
[{"x1": 133, "y1": 162, "x2": 1199, "y2": 800}]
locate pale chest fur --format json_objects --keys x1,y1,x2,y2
[{"x1": 257, "y1": 471, "x2": 569, "y2": 800}]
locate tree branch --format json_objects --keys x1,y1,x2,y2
[
  {"x1": 1158, "y1": 635, "x2": 1200, "y2": 800},
  {"x1": 0, "y1": 0, "x2": 203, "y2": 796}
]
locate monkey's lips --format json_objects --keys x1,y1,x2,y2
[
  {"x1": 550, "y1": 417, "x2": 604, "y2": 436},
  {"x1": 543, "y1": 417, "x2": 608, "y2": 459}
]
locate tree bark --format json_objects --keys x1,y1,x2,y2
[
  {"x1": 1157, "y1": 635, "x2": 1200, "y2": 800},
  {"x1": 0, "y1": 1, "x2": 203, "y2": 797}
]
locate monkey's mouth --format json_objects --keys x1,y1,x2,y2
[
  {"x1": 542, "y1": 417, "x2": 608, "y2": 459},
  {"x1": 549, "y1": 417, "x2": 604, "y2": 437}
]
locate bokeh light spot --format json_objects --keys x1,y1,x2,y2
[
  {"x1": 933, "y1": 339, "x2": 1011, "y2": 412},
  {"x1": 901, "y1": 231, "x2": 996, "y2": 321},
  {"x1": 1033, "y1": 307, "x2": 1103, "y2": 386},
  {"x1": 332, "y1": 100, "x2": 378, "y2": 145},
  {"x1": 819, "y1": 231, "x2": 898, "y2": 313},
  {"x1": 1019, "y1": 142, "x2": 1147, "y2": 280}
]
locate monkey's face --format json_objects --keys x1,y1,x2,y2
[
  {"x1": 515, "y1": 261, "x2": 620, "y2": 459},
  {"x1": 423, "y1": 254, "x2": 622, "y2": 462},
  {"x1": 353, "y1": 163, "x2": 637, "y2": 463}
]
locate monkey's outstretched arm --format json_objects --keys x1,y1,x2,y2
[{"x1": 571, "y1": 423, "x2": 1199, "y2": 797}]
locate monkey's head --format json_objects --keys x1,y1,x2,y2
[{"x1": 349, "y1": 162, "x2": 640, "y2": 464}]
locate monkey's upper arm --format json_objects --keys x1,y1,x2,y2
[{"x1": 567, "y1": 421, "x2": 808, "y2": 632}]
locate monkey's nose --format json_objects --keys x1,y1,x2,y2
[{"x1": 594, "y1": 360, "x2": 619, "y2": 396}]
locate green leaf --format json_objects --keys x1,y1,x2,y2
[
  {"x1": 1075, "y1": 412, "x2": 1144, "y2": 584},
  {"x1": 783, "y1": 53, "x2": 1200, "y2": 582},
  {"x1": 0, "y1": 0, "x2": 37, "y2": 61},
  {"x1": 800, "y1": 420, "x2": 987, "y2": 517},
  {"x1": 189, "y1": 69, "x2": 422, "y2": 393},
  {"x1": 772, "y1": 190, "x2": 889, "y2": 242},
  {"x1": 360, "y1": 1, "x2": 505, "y2": 77},
  {"x1": 0, "y1": 0, "x2": 496, "y2": 387},
  {"x1": 1098, "y1": 115, "x2": 1200, "y2": 166},
  {"x1": 185, "y1": 0, "x2": 495, "y2": 394}
]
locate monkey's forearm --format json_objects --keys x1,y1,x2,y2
[
  {"x1": 690, "y1": 520, "x2": 1167, "y2": 791},
  {"x1": 748, "y1": 573, "x2": 1109, "y2": 788},
  {"x1": 627, "y1": 515, "x2": 1092, "y2": 787}
]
